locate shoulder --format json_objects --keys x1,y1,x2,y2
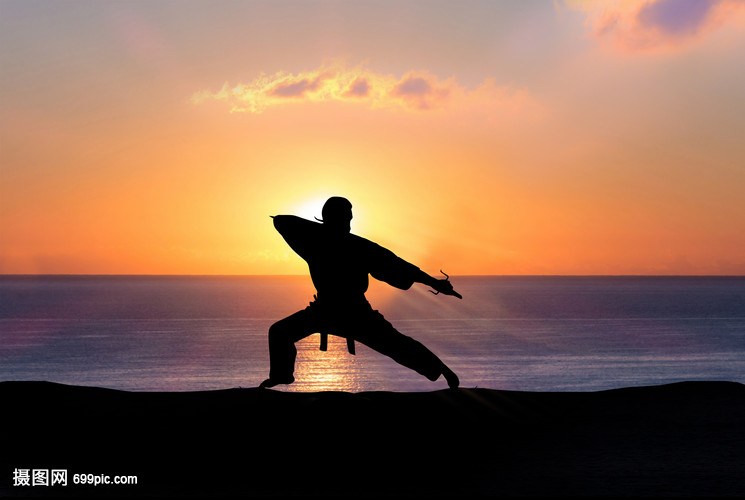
[
  {"x1": 349, "y1": 233, "x2": 384, "y2": 251},
  {"x1": 349, "y1": 235, "x2": 402, "y2": 263}
]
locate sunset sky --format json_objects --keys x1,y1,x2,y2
[{"x1": 2, "y1": 0, "x2": 744, "y2": 275}]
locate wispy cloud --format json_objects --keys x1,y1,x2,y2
[
  {"x1": 566, "y1": 0, "x2": 745, "y2": 53},
  {"x1": 344, "y1": 78, "x2": 370, "y2": 98},
  {"x1": 191, "y1": 62, "x2": 537, "y2": 116}
]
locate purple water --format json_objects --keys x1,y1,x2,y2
[{"x1": 1, "y1": 275, "x2": 743, "y2": 392}]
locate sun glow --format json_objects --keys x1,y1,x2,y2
[
  {"x1": 2, "y1": 3, "x2": 744, "y2": 275},
  {"x1": 292, "y1": 196, "x2": 329, "y2": 223},
  {"x1": 290, "y1": 192, "x2": 373, "y2": 236}
]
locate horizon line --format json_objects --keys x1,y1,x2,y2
[{"x1": 1, "y1": 273, "x2": 744, "y2": 278}]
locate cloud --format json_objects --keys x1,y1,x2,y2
[
  {"x1": 270, "y1": 76, "x2": 324, "y2": 97},
  {"x1": 391, "y1": 76, "x2": 452, "y2": 110},
  {"x1": 566, "y1": 0, "x2": 745, "y2": 53},
  {"x1": 394, "y1": 76, "x2": 432, "y2": 96},
  {"x1": 191, "y1": 62, "x2": 537, "y2": 116},
  {"x1": 638, "y1": 0, "x2": 715, "y2": 36},
  {"x1": 344, "y1": 78, "x2": 370, "y2": 98}
]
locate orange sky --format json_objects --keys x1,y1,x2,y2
[{"x1": 1, "y1": 0, "x2": 744, "y2": 275}]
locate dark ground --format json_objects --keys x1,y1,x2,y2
[{"x1": 2, "y1": 380, "x2": 744, "y2": 497}]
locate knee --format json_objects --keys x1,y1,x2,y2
[{"x1": 268, "y1": 321, "x2": 287, "y2": 343}]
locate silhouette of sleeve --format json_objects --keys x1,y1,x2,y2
[
  {"x1": 366, "y1": 241, "x2": 421, "y2": 290},
  {"x1": 273, "y1": 215, "x2": 319, "y2": 260}
]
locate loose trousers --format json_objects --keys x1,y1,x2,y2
[{"x1": 267, "y1": 302, "x2": 445, "y2": 382}]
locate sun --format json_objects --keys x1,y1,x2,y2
[
  {"x1": 290, "y1": 194, "x2": 366, "y2": 231},
  {"x1": 292, "y1": 196, "x2": 329, "y2": 222}
]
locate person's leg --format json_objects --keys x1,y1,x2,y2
[
  {"x1": 353, "y1": 311, "x2": 459, "y2": 388},
  {"x1": 260, "y1": 308, "x2": 317, "y2": 388}
]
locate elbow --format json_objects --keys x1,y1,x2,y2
[{"x1": 272, "y1": 215, "x2": 286, "y2": 231}]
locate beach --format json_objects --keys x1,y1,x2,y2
[{"x1": 2, "y1": 380, "x2": 744, "y2": 497}]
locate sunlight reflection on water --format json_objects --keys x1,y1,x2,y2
[{"x1": 290, "y1": 334, "x2": 365, "y2": 392}]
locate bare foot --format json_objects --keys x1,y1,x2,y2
[
  {"x1": 441, "y1": 365, "x2": 459, "y2": 389},
  {"x1": 259, "y1": 376, "x2": 295, "y2": 389}
]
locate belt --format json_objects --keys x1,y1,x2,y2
[
  {"x1": 319, "y1": 333, "x2": 356, "y2": 355},
  {"x1": 311, "y1": 294, "x2": 359, "y2": 355}
]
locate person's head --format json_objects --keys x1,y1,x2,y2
[{"x1": 319, "y1": 196, "x2": 352, "y2": 234}]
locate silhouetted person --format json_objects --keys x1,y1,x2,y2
[{"x1": 260, "y1": 196, "x2": 461, "y2": 389}]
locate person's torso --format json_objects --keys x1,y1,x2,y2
[{"x1": 306, "y1": 235, "x2": 371, "y2": 305}]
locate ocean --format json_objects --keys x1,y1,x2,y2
[{"x1": 1, "y1": 275, "x2": 743, "y2": 393}]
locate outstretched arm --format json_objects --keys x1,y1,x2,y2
[{"x1": 366, "y1": 240, "x2": 462, "y2": 299}]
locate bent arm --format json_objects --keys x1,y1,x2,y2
[{"x1": 271, "y1": 215, "x2": 320, "y2": 260}]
